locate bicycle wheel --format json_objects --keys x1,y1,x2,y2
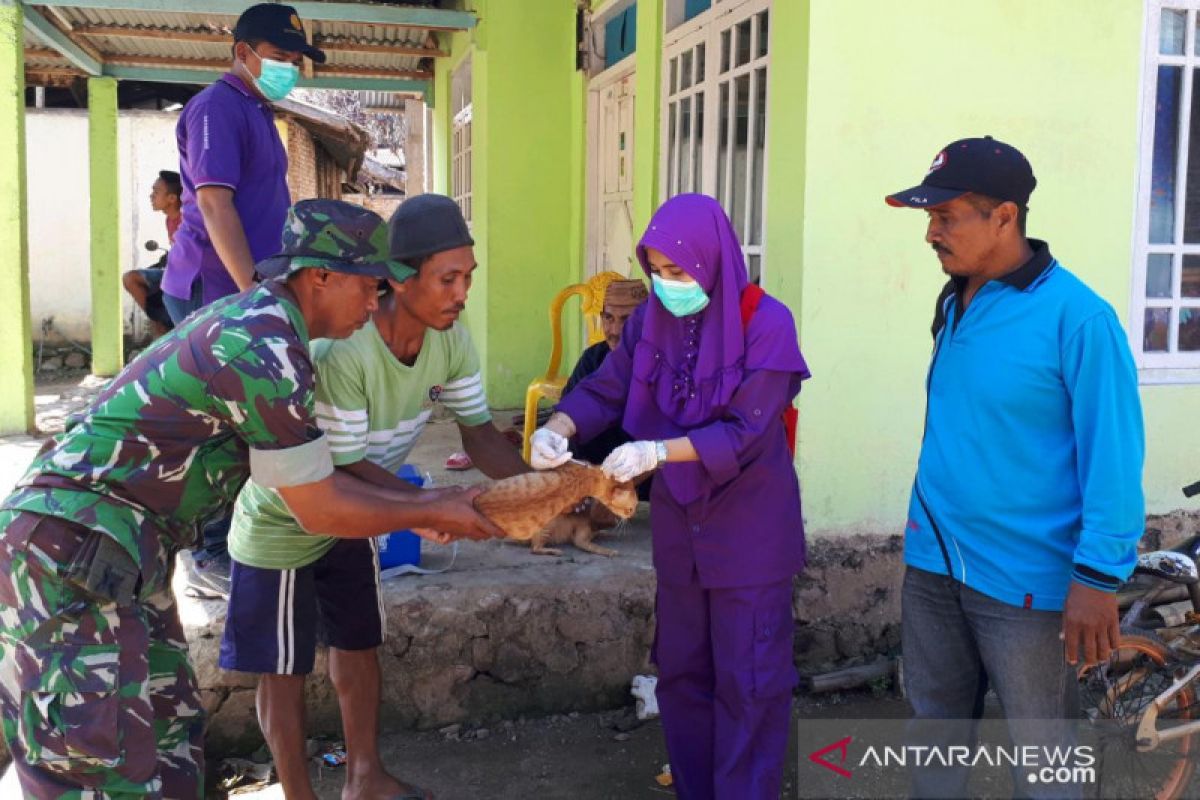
[{"x1": 1078, "y1": 631, "x2": 1195, "y2": 800}]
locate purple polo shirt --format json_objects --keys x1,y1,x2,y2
[{"x1": 165, "y1": 72, "x2": 290, "y2": 304}]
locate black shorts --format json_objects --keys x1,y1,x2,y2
[{"x1": 219, "y1": 538, "x2": 385, "y2": 675}]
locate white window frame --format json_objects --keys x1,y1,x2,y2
[
  {"x1": 451, "y1": 58, "x2": 473, "y2": 227},
  {"x1": 660, "y1": 0, "x2": 771, "y2": 281},
  {"x1": 1133, "y1": 0, "x2": 1200, "y2": 381}
]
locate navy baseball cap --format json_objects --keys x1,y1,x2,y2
[
  {"x1": 885, "y1": 136, "x2": 1036, "y2": 209},
  {"x1": 388, "y1": 194, "x2": 475, "y2": 265},
  {"x1": 233, "y1": 3, "x2": 326, "y2": 63}
]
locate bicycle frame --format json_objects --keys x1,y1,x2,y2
[{"x1": 1136, "y1": 662, "x2": 1200, "y2": 750}]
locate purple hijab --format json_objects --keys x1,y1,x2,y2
[{"x1": 625, "y1": 194, "x2": 809, "y2": 504}]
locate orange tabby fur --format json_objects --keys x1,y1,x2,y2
[
  {"x1": 474, "y1": 461, "x2": 637, "y2": 541},
  {"x1": 528, "y1": 501, "x2": 623, "y2": 557}
]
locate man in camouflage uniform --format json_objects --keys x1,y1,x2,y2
[{"x1": 0, "y1": 199, "x2": 501, "y2": 798}]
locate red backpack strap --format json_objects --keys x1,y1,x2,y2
[
  {"x1": 739, "y1": 283, "x2": 766, "y2": 330},
  {"x1": 739, "y1": 284, "x2": 799, "y2": 457}
]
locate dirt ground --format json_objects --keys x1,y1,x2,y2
[
  {"x1": 222, "y1": 691, "x2": 911, "y2": 800},
  {"x1": 7, "y1": 376, "x2": 916, "y2": 800}
]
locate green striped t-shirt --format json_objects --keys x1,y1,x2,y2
[{"x1": 229, "y1": 319, "x2": 491, "y2": 569}]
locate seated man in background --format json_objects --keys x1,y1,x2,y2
[
  {"x1": 122, "y1": 170, "x2": 182, "y2": 338},
  {"x1": 562, "y1": 278, "x2": 650, "y2": 483}
]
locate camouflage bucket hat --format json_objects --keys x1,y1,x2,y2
[{"x1": 256, "y1": 199, "x2": 416, "y2": 282}]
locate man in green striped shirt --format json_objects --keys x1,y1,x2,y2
[{"x1": 223, "y1": 195, "x2": 527, "y2": 800}]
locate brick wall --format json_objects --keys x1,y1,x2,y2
[
  {"x1": 286, "y1": 122, "x2": 319, "y2": 202},
  {"x1": 343, "y1": 193, "x2": 403, "y2": 219}
]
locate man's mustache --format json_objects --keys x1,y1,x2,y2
[{"x1": 931, "y1": 243, "x2": 952, "y2": 256}]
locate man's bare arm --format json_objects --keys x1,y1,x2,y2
[{"x1": 196, "y1": 185, "x2": 256, "y2": 291}]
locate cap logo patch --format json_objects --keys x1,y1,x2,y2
[
  {"x1": 290, "y1": 13, "x2": 302, "y2": 30},
  {"x1": 926, "y1": 150, "x2": 947, "y2": 176},
  {"x1": 429, "y1": 385, "x2": 443, "y2": 402}
]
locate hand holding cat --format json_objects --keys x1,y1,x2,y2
[
  {"x1": 530, "y1": 427, "x2": 572, "y2": 470},
  {"x1": 601, "y1": 441, "x2": 661, "y2": 483},
  {"x1": 425, "y1": 486, "x2": 505, "y2": 540}
]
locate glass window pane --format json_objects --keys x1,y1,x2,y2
[
  {"x1": 757, "y1": 11, "x2": 769, "y2": 58},
  {"x1": 1185, "y1": 254, "x2": 1200, "y2": 297},
  {"x1": 732, "y1": 73, "x2": 750, "y2": 240},
  {"x1": 736, "y1": 19, "x2": 753, "y2": 67},
  {"x1": 1181, "y1": 308, "x2": 1200, "y2": 350},
  {"x1": 679, "y1": 97, "x2": 692, "y2": 192},
  {"x1": 681, "y1": 50, "x2": 693, "y2": 91},
  {"x1": 717, "y1": 82, "x2": 730, "y2": 205},
  {"x1": 721, "y1": 29, "x2": 731, "y2": 74},
  {"x1": 670, "y1": 57, "x2": 678, "y2": 96},
  {"x1": 1164, "y1": 8, "x2": 1186, "y2": 55},
  {"x1": 750, "y1": 67, "x2": 767, "y2": 246},
  {"x1": 1145, "y1": 307, "x2": 1171, "y2": 351},
  {"x1": 697, "y1": 43, "x2": 706, "y2": 83},
  {"x1": 1148, "y1": 253, "x2": 1174, "y2": 298},
  {"x1": 747, "y1": 253, "x2": 761, "y2": 284},
  {"x1": 1152, "y1": 66, "x2": 1183, "y2": 244},
  {"x1": 1184, "y1": 70, "x2": 1200, "y2": 243}
]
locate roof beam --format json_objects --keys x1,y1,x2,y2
[
  {"x1": 101, "y1": 63, "x2": 430, "y2": 95},
  {"x1": 33, "y1": 1, "x2": 478, "y2": 30},
  {"x1": 104, "y1": 55, "x2": 432, "y2": 81},
  {"x1": 21, "y1": 5, "x2": 100, "y2": 74}
]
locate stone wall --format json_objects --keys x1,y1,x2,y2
[{"x1": 183, "y1": 509, "x2": 1200, "y2": 756}]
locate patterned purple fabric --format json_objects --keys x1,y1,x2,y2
[{"x1": 623, "y1": 194, "x2": 809, "y2": 502}]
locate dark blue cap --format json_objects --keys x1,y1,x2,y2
[
  {"x1": 234, "y1": 3, "x2": 326, "y2": 63},
  {"x1": 886, "y1": 136, "x2": 1036, "y2": 209},
  {"x1": 388, "y1": 194, "x2": 475, "y2": 265}
]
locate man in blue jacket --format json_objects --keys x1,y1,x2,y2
[{"x1": 887, "y1": 137, "x2": 1144, "y2": 798}]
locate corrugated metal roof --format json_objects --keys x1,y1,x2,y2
[
  {"x1": 359, "y1": 90, "x2": 410, "y2": 110},
  {"x1": 24, "y1": 4, "x2": 450, "y2": 84}
]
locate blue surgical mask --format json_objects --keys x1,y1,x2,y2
[
  {"x1": 652, "y1": 274, "x2": 709, "y2": 317},
  {"x1": 247, "y1": 48, "x2": 299, "y2": 102}
]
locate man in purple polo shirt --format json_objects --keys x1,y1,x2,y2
[
  {"x1": 165, "y1": 3, "x2": 324, "y2": 594},
  {"x1": 164, "y1": 3, "x2": 322, "y2": 324}
]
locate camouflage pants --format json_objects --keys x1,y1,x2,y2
[{"x1": 0, "y1": 511, "x2": 204, "y2": 799}]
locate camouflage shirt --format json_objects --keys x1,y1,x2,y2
[{"x1": 1, "y1": 281, "x2": 333, "y2": 592}]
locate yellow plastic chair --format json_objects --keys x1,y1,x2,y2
[{"x1": 522, "y1": 271, "x2": 625, "y2": 462}]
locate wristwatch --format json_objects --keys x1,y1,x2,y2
[{"x1": 654, "y1": 440, "x2": 668, "y2": 466}]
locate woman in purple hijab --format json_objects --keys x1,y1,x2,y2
[{"x1": 532, "y1": 194, "x2": 810, "y2": 799}]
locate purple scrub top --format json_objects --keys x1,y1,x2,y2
[{"x1": 165, "y1": 72, "x2": 290, "y2": 304}]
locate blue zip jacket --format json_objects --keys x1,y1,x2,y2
[{"x1": 905, "y1": 240, "x2": 1145, "y2": 611}]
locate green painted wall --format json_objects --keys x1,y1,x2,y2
[
  {"x1": 436, "y1": 0, "x2": 584, "y2": 408},
  {"x1": 795, "y1": 0, "x2": 1177, "y2": 535},
  {"x1": 0, "y1": 0, "x2": 33, "y2": 434},
  {"x1": 762, "y1": 0, "x2": 809, "y2": 325},
  {"x1": 631, "y1": 0, "x2": 663, "y2": 235}
]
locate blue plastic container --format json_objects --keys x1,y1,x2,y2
[{"x1": 377, "y1": 465, "x2": 424, "y2": 569}]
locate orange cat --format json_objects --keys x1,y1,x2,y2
[
  {"x1": 528, "y1": 500, "x2": 624, "y2": 557},
  {"x1": 474, "y1": 461, "x2": 637, "y2": 542}
]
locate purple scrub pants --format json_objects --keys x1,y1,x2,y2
[{"x1": 653, "y1": 577, "x2": 796, "y2": 800}]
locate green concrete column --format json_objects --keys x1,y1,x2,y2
[
  {"x1": 88, "y1": 76, "x2": 122, "y2": 377},
  {"x1": 632, "y1": 0, "x2": 664, "y2": 235},
  {"x1": 0, "y1": 0, "x2": 34, "y2": 434},
  {"x1": 762, "y1": 0, "x2": 810, "y2": 320}
]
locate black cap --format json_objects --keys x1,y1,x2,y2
[
  {"x1": 233, "y1": 3, "x2": 326, "y2": 63},
  {"x1": 388, "y1": 194, "x2": 475, "y2": 265},
  {"x1": 885, "y1": 136, "x2": 1036, "y2": 209}
]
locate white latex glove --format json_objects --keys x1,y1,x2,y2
[
  {"x1": 601, "y1": 441, "x2": 661, "y2": 483},
  {"x1": 530, "y1": 427, "x2": 572, "y2": 469}
]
